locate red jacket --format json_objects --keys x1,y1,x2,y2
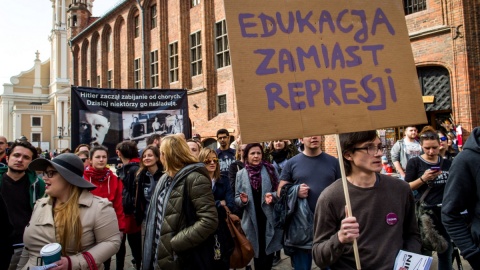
[{"x1": 84, "y1": 167, "x2": 126, "y2": 232}]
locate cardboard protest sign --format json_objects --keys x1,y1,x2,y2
[
  {"x1": 71, "y1": 87, "x2": 190, "y2": 162},
  {"x1": 224, "y1": 0, "x2": 427, "y2": 143}
]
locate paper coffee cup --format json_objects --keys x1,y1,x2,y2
[{"x1": 40, "y1": 243, "x2": 62, "y2": 265}]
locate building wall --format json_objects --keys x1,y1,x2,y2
[
  {"x1": 323, "y1": 0, "x2": 479, "y2": 156},
  {"x1": 406, "y1": 0, "x2": 479, "y2": 136},
  {"x1": 69, "y1": 0, "x2": 239, "y2": 141},
  {"x1": 68, "y1": 0, "x2": 479, "y2": 153},
  {"x1": 0, "y1": 53, "x2": 55, "y2": 147}
]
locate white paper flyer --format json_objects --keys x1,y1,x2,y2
[{"x1": 393, "y1": 250, "x2": 432, "y2": 270}]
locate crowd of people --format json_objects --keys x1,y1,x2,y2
[{"x1": 0, "y1": 124, "x2": 479, "y2": 270}]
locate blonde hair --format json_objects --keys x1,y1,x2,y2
[
  {"x1": 198, "y1": 148, "x2": 220, "y2": 180},
  {"x1": 53, "y1": 185, "x2": 83, "y2": 255},
  {"x1": 160, "y1": 134, "x2": 198, "y2": 176}
]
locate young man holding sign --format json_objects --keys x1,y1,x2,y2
[
  {"x1": 312, "y1": 131, "x2": 420, "y2": 269},
  {"x1": 277, "y1": 135, "x2": 340, "y2": 270}
]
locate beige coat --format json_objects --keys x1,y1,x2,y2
[{"x1": 17, "y1": 190, "x2": 122, "y2": 270}]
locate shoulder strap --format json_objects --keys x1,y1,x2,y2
[
  {"x1": 418, "y1": 186, "x2": 431, "y2": 203},
  {"x1": 418, "y1": 157, "x2": 444, "y2": 203}
]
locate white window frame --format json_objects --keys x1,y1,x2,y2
[
  {"x1": 150, "y1": 50, "x2": 159, "y2": 88},
  {"x1": 190, "y1": 31, "x2": 202, "y2": 76},
  {"x1": 31, "y1": 116, "x2": 42, "y2": 127},
  {"x1": 134, "y1": 58, "x2": 141, "y2": 89},
  {"x1": 151, "y1": 5, "x2": 157, "y2": 29},
  {"x1": 97, "y1": 41, "x2": 101, "y2": 59},
  {"x1": 134, "y1": 15, "x2": 140, "y2": 38},
  {"x1": 191, "y1": 0, "x2": 200, "y2": 7},
  {"x1": 107, "y1": 32, "x2": 112, "y2": 52},
  {"x1": 215, "y1": 20, "x2": 230, "y2": 69},
  {"x1": 31, "y1": 133, "x2": 41, "y2": 142},
  {"x1": 107, "y1": 70, "x2": 113, "y2": 88},
  {"x1": 169, "y1": 42, "x2": 179, "y2": 83},
  {"x1": 217, "y1": 94, "x2": 227, "y2": 114}
]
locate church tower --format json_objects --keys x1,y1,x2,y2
[
  {"x1": 49, "y1": 0, "x2": 73, "y2": 93},
  {"x1": 67, "y1": 0, "x2": 93, "y2": 39},
  {"x1": 48, "y1": 0, "x2": 93, "y2": 151}
]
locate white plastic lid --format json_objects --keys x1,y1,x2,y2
[{"x1": 40, "y1": 243, "x2": 62, "y2": 256}]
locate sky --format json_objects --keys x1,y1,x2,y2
[{"x1": 0, "y1": 0, "x2": 120, "y2": 86}]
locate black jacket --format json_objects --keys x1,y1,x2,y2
[
  {"x1": 117, "y1": 161, "x2": 141, "y2": 222},
  {"x1": 0, "y1": 193, "x2": 13, "y2": 269},
  {"x1": 442, "y1": 127, "x2": 480, "y2": 269}
]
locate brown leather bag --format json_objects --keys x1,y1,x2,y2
[{"x1": 223, "y1": 205, "x2": 255, "y2": 268}]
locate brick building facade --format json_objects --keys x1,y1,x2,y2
[
  {"x1": 324, "y1": 0, "x2": 480, "y2": 155},
  {"x1": 68, "y1": 0, "x2": 238, "y2": 142},
  {"x1": 67, "y1": 0, "x2": 480, "y2": 153}
]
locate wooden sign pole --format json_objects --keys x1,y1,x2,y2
[{"x1": 335, "y1": 134, "x2": 361, "y2": 270}]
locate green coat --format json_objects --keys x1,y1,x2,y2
[
  {"x1": 0, "y1": 167, "x2": 45, "y2": 209},
  {"x1": 142, "y1": 163, "x2": 218, "y2": 270}
]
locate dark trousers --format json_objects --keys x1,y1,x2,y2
[
  {"x1": 253, "y1": 252, "x2": 274, "y2": 270},
  {"x1": 104, "y1": 231, "x2": 142, "y2": 270}
]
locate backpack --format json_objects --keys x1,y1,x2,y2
[{"x1": 120, "y1": 163, "x2": 140, "y2": 215}]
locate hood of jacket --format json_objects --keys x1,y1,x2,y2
[{"x1": 462, "y1": 127, "x2": 480, "y2": 153}]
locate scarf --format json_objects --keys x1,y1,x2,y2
[
  {"x1": 130, "y1": 157, "x2": 141, "y2": 164},
  {"x1": 271, "y1": 149, "x2": 289, "y2": 164},
  {"x1": 245, "y1": 161, "x2": 279, "y2": 192},
  {"x1": 84, "y1": 166, "x2": 111, "y2": 183}
]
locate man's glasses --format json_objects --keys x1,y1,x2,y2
[
  {"x1": 353, "y1": 145, "x2": 386, "y2": 156},
  {"x1": 81, "y1": 158, "x2": 88, "y2": 162},
  {"x1": 217, "y1": 136, "x2": 228, "y2": 140},
  {"x1": 204, "y1": 158, "x2": 219, "y2": 164},
  {"x1": 43, "y1": 170, "x2": 59, "y2": 178}
]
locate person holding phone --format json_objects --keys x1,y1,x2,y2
[{"x1": 405, "y1": 126, "x2": 452, "y2": 269}]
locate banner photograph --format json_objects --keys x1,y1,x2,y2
[{"x1": 71, "y1": 87, "x2": 190, "y2": 162}]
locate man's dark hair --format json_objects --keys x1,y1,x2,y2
[
  {"x1": 7, "y1": 141, "x2": 38, "y2": 160},
  {"x1": 116, "y1": 141, "x2": 139, "y2": 159},
  {"x1": 146, "y1": 134, "x2": 162, "y2": 145},
  {"x1": 216, "y1": 128, "x2": 229, "y2": 138},
  {"x1": 340, "y1": 130, "x2": 378, "y2": 175}
]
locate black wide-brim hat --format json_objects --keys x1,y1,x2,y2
[{"x1": 29, "y1": 153, "x2": 96, "y2": 190}]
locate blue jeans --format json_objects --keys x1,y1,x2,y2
[{"x1": 290, "y1": 248, "x2": 312, "y2": 270}]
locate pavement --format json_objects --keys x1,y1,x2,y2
[{"x1": 112, "y1": 247, "x2": 473, "y2": 270}]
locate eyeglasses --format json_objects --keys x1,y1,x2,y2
[
  {"x1": 420, "y1": 133, "x2": 439, "y2": 140},
  {"x1": 217, "y1": 136, "x2": 228, "y2": 140},
  {"x1": 204, "y1": 158, "x2": 219, "y2": 164},
  {"x1": 353, "y1": 145, "x2": 386, "y2": 156},
  {"x1": 81, "y1": 158, "x2": 88, "y2": 162},
  {"x1": 439, "y1": 136, "x2": 447, "y2": 142},
  {"x1": 43, "y1": 170, "x2": 59, "y2": 178}
]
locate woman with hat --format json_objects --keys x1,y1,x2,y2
[{"x1": 16, "y1": 153, "x2": 122, "y2": 269}]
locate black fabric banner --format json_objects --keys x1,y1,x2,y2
[{"x1": 71, "y1": 86, "x2": 190, "y2": 162}]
